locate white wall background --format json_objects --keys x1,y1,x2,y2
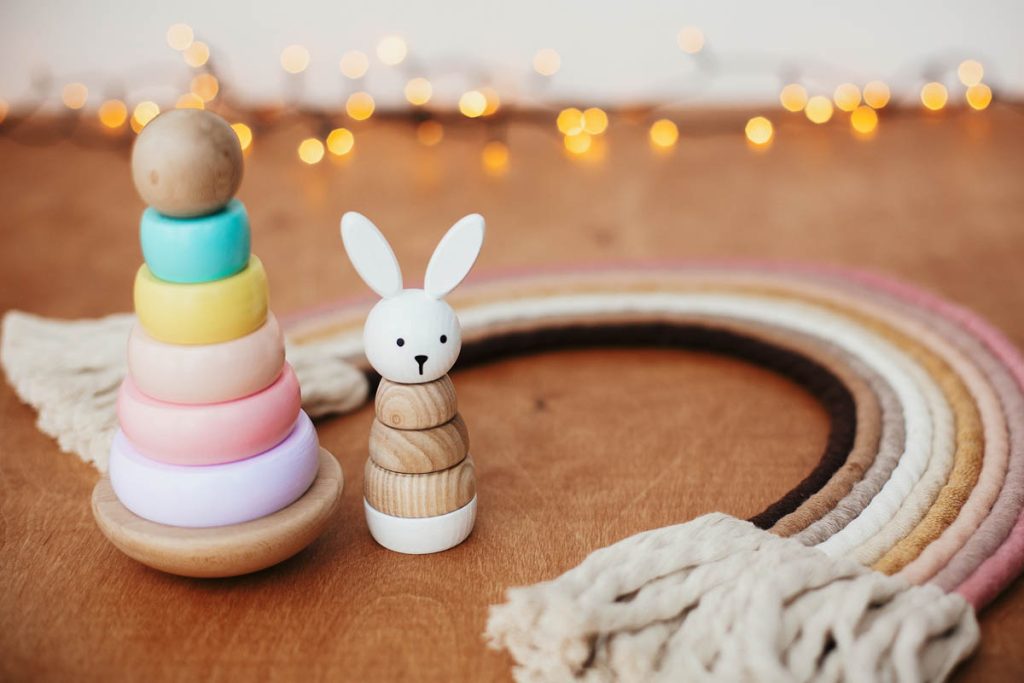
[{"x1": 1, "y1": 0, "x2": 1021, "y2": 110}]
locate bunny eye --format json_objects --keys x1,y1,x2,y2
[
  {"x1": 396, "y1": 338, "x2": 405, "y2": 347},
  {"x1": 440, "y1": 335, "x2": 448, "y2": 344}
]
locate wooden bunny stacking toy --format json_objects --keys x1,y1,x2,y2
[
  {"x1": 341, "y1": 212, "x2": 484, "y2": 554},
  {"x1": 91, "y1": 110, "x2": 342, "y2": 578}
]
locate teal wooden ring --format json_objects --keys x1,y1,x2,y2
[{"x1": 140, "y1": 199, "x2": 251, "y2": 283}]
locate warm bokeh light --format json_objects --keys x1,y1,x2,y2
[
  {"x1": 176, "y1": 93, "x2": 205, "y2": 110},
  {"x1": 458, "y1": 90, "x2": 487, "y2": 118},
  {"x1": 966, "y1": 83, "x2": 993, "y2": 111},
  {"x1": 404, "y1": 77, "x2": 432, "y2": 106},
  {"x1": 130, "y1": 101, "x2": 160, "y2": 133},
  {"x1": 326, "y1": 127, "x2": 355, "y2": 155},
  {"x1": 744, "y1": 116, "x2": 773, "y2": 146},
  {"x1": 182, "y1": 41, "x2": 210, "y2": 68},
  {"x1": 339, "y1": 51, "x2": 369, "y2": 79},
  {"x1": 833, "y1": 83, "x2": 861, "y2": 112},
  {"x1": 416, "y1": 120, "x2": 444, "y2": 146},
  {"x1": 280, "y1": 45, "x2": 310, "y2": 74},
  {"x1": 582, "y1": 108, "x2": 608, "y2": 135},
  {"x1": 481, "y1": 88, "x2": 501, "y2": 116},
  {"x1": 779, "y1": 84, "x2": 808, "y2": 112},
  {"x1": 556, "y1": 107, "x2": 584, "y2": 135},
  {"x1": 850, "y1": 105, "x2": 878, "y2": 136},
  {"x1": 563, "y1": 132, "x2": 592, "y2": 155},
  {"x1": 957, "y1": 60, "x2": 984, "y2": 87},
  {"x1": 377, "y1": 36, "x2": 407, "y2": 66},
  {"x1": 297, "y1": 138, "x2": 325, "y2": 164},
  {"x1": 346, "y1": 91, "x2": 375, "y2": 120},
  {"x1": 166, "y1": 23, "x2": 193, "y2": 51},
  {"x1": 98, "y1": 99, "x2": 128, "y2": 128},
  {"x1": 649, "y1": 119, "x2": 679, "y2": 148},
  {"x1": 61, "y1": 83, "x2": 88, "y2": 110},
  {"x1": 677, "y1": 26, "x2": 705, "y2": 54},
  {"x1": 0, "y1": 98, "x2": 8, "y2": 124},
  {"x1": 863, "y1": 81, "x2": 891, "y2": 109},
  {"x1": 190, "y1": 73, "x2": 219, "y2": 102},
  {"x1": 533, "y1": 48, "x2": 561, "y2": 76},
  {"x1": 231, "y1": 123, "x2": 253, "y2": 151},
  {"x1": 920, "y1": 82, "x2": 948, "y2": 111},
  {"x1": 482, "y1": 141, "x2": 509, "y2": 175},
  {"x1": 804, "y1": 96, "x2": 834, "y2": 124}
]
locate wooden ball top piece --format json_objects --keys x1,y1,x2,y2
[{"x1": 131, "y1": 109, "x2": 243, "y2": 218}]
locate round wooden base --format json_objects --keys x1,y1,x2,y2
[{"x1": 91, "y1": 448, "x2": 343, "y2": 578}]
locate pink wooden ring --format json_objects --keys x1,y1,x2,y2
[
  {"x1": 118, "y1": 363, "x2": 301, "y2": 465},
  {"x1": 109, "y1": 411, "x2": 320, "y2": 528},
  {"x1": 127, "y1": 313, "x2": 285, "y2": 404}
]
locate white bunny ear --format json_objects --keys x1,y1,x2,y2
[
  {"x1": 424, "y1": 214, "x2": 485, "y2": 299},
  {"x1": 340, "y1": 212, "x2": 403, "y2": 298}
]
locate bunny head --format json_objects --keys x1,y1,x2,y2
[{"x1": 340, "y1": 212, "x2": 485, "y2": 384}]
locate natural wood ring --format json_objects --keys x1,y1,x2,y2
[
  {"x1": 91, "y1": 448, "x2": 343, "y2": 578},
  {"x1": 375, "y1": 375, "x2": 458, "y2": 430},
  {"x1": 364, "y1": 455, "x2": 475, "y2": 518},
  {"x1": 369, "y1": 413, "x2": 469, "y2": 474}
]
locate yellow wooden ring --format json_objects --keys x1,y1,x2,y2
[{"x1": 134, "y1": 255, "x2": 268, "y2": 345}]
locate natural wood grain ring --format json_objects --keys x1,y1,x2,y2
[
  {"x1": 364, "y1": 455, "x2": 476, "y2": 518},
  {"x1": 369, "y1": 413, "x2": 469, "y2": 474},
  {"x1": 375, "y1": 375, "x2": 458, "y2": 430},
  {"x1": 91, "y1": 448, "x2": 342, "y2": 578}
]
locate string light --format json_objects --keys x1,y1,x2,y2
[
  {"x1": 297, "y1": 138, "x2": 325, "y2": 164},
  {"x1": 863, "y1": 81, "x2": 891, "y2": 109},
  {"x1": 416, "y1": 120, "x2": 444, "y2": 146},
  {"x1": 182, "y1": 41, "x2": 210, "y2": 68},
  {"x1": 130, "y1": 101, "x2": 160, "y2": 133},
  {"x1": 804, "y1": 96, "x2": 833, "y2": 124},
  {"x1": 780, "y1": 84, "x2": 808, "y2": 112},
  {"x1": 61, "y1": 83, "x2": 88, "y2": 110},
  {"x1": 404, "y1": 77, "x2": 432, "y2": 106},
  {"x1": 482, "y1": 140, "x2": 509, "y2": 175},
  {"x1": 564, "y1": 131, "x2": 592, "y2": 155},
  {"x1": 231, "y1": 123, "x2": 253, "y2": 152},
  {"x1": 346, "y1": 92, "x2": 375, "y2": 120},
  {"x1": 966, "y1": 83, "x2": 992, "y2": 111},
  {"x1": 98, "y1": 100, "x2": 127, "y2": 128},
  {"x1": 833, "y1": 83, "x2": 861, "y2": 112},
  {"x1": 582, "y1": 108, "x2": 608, "y2": 135},
  {"x1": 677, "y1": 26, "x2": 705, "y2": 54},
  {"x1": 326, "y1": 127, "x2": 355, "y2": 156},
  {"x1": 176, "y1": 93, "x2": 205, "y2": 110},
  {"x1": 190, "y1": 73, "x2": 219, "y2": 102},
  {"x1": 459, "y1": 90, "x2": 487, "y2": 118},
  {"x1": 533, "y1": 48, "x2": 561, "y2": 76},
  {"x1": 649, "y1": 119, "x2": 679, "y2": 148},
  {"x1": 377, "y1": 36, "x2": 407, "y2": 66},
  {"x1": 920, "y1": 82, "x2": 948, "y2": 111},
  {"x1": 957, "y1": 60, "x2": 984, "y2": 87},
  {"x1": 850, "y1": 105, "x2": 878, "y2": 136},
  {"x1": 556, "y1": 108, "x2": 584, "y2": 135},
  {"x1": 744, "y1": 116, "x2": 773, "y2": 146},
  {"x1": 339, "y1": 51, "x2": 369, "y2": 79},
  {"x1": 280, "y1": 45, "x2": 310, "y2": 74},
  {"x1": 166, "y1": 24, "x2": 193, "y2": 51}
]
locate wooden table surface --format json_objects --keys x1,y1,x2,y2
[{"x1": 2, "y1": 107, "x2": 1023, "y2": 681}]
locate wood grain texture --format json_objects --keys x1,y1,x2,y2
[
  {"x1": 1, "y1": 110, "x2": 1023, "y2": 682},
  {"x1": 369, "y1": 413, "x2": 469, "y2": 474},
  {"x1": 375, "y1": 375, "x2": 458, "y2": 430},
  {"x1": 91, "y1": 449, "x2": 343, "y2": 578},
  {"x1": 364, "y1": 455, "x2": 475, "y2": 517}
]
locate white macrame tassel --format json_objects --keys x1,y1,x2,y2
[
  {"x1": 486, "y1": 513, "x2": 979, "y2": 683},
  {"x1": 0, "y1": 310, "x2": 369, "y2": 471}
]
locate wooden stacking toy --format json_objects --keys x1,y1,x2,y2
[
  {"x1": 341, "y1": 211, "x2": 485, "y2": 554},
  {"x1": 92, "y1": 110, "x2": 343, "y2": 578}
]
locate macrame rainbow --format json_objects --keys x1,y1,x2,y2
[{"x1": 285, "y1": 262, "x2": 1024, "y2": 612}]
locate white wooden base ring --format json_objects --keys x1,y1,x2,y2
[{"x1": 364, "y1": 494, "x2": 477, "y2": 554}]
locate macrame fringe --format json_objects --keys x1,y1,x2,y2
[
  {"x1": 486, "y1": 513, "x2": 978, "y2": 683},
  {"x1": 0, "y1": 310, "x2": 368, "y2": 471}
]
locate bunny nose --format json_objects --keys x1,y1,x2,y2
[{"x1": 414, "y1": 355, "x2": 428, "y2": 375}]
